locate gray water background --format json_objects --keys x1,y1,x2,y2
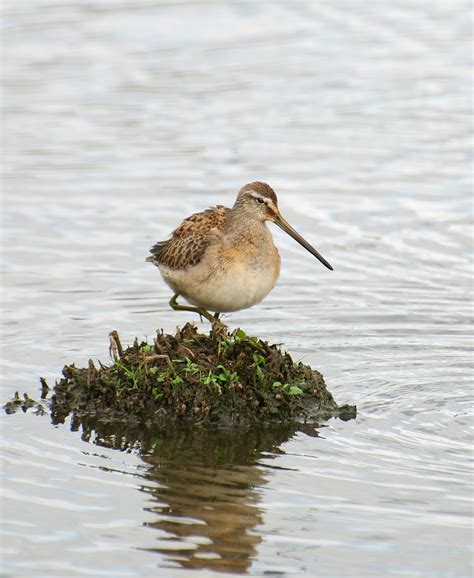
[{"x1": 1, "y1": 1, "x2": 473, "y2": 577}]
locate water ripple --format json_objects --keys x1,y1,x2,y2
[{"x1": 2, "y1": 0, "x2": 472, "y2": 577}]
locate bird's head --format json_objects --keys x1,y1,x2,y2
[
  {"x1": 234, "y1": 181, "x2": 333, "y2": 270},
  {"x1": 234, "y1": 181, "x2": 280, "y2": 220}
]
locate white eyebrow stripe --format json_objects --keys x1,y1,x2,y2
[{"x1": 249, "y1": 191, "x2": 269, "y2": 203}]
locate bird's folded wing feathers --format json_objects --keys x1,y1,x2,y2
[{"x1": 147, "y1": 205, "x2": 230, "y2": 270}]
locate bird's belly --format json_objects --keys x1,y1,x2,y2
[
  {"x1": 200, "y1": 263, "x2": 278, "y2": 312},
  {"x1": 159, "y1": 248, "x2": 280, "y2": 313}
]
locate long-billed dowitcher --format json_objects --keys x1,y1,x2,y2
[{"x1": 147, "y1": 182, "x2": 332, "y2": 328}]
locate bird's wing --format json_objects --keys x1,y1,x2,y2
[{"x1": 147, "y1": 205, "x2": 230, "y2": 270}]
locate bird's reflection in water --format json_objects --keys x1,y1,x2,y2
[{"x1": 70, "y1": 415, "x2": 321, "y2": 574}]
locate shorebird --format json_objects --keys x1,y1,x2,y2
[{"x1": 147, "y1": 182, "x2": 332, "y2": 328}]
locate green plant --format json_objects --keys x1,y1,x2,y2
[
  {"x1": 114, "y1": 360, "x2": 141, "y2": 389},
  {"x1": 171, "y1": 357, "x2": 199, "y2": 372},
  {"x1": 219, "y1": 338, "x2": 230, "y2": 354},
  {"x1": 183, "y1": 357, "x2": 200, "y2": 373},
  {"x1": 201, "y1": 365, "x2": 239, "y2": 395},
  {"x1": 234, "y1": 328, "x2": 261, "y2": 346},
  {"x1": 202, "y1": 370, "x2": 221, "y2": 394},
  {"x1": 234, "y1": 328, "x2": 247, "y2": 341},
  {"x1": 272, "y1": 381, "x2": 304, "y2": 396},
  {"x1": 215, "y1": 365, "x2": 239, "y2": 384},
  {"x1": 252, "y1": 352, "x2": 266, "y2": 381},
  {"x1": 151, "y1": 387, "x2": 164, "y2": 400},
  {"x1": 140, "y1": 344, "x2": 154, "y2": 354},
  {"x1": 149, "y1": 367, "x2": 167, "y2": 383},
  {"x1": 202, "y1": 370, "x2": 218, "y2": 386}
]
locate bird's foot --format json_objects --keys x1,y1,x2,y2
[{"x1": 210, "y1": 316, "x2": 228, "y2": 339}]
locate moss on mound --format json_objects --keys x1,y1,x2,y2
[{"x1": 46, "y1": 324, "x2": 355, "y2": 426}]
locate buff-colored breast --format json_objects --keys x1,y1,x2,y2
[{"x1": 159, "y1": 234, "x2": 281, "y2": 313}]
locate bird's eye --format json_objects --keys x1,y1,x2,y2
[{"x1": 256, "y1": 197, "x2": 265, "y2": 204}]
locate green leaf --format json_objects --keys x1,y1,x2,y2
[
  {"x1": 256, "y1": 366, "x2": 264, "y2": 381},
  {"x1": 202, "y1": 371, "x2": 217, "y2": 385},
  {"x1": 219, "y1": 340, "x2": 230, "y2": 353},
  {"x1": 183, "y1": 357, "x2": 199, "y2": 373},
  {"x1": 235, "y1": 329, "x2": 247, "y2": 341},
  {"x1": 252, "y1": 353, "x2": 265, "y2": 366},
  {"x1": 288, "y1": 385, "x2": 303, "y2": 396}
]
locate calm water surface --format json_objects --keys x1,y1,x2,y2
[{"x1": 1, "y1": 1, "x2": 472, "y2": 577}]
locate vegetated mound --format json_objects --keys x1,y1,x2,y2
[{"x1": 47, "y1": 323, "x2": 355, "y2": 426}]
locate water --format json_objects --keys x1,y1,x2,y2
[{"x1": 1, "y1": 1, "x2": 472, "y2": 576}]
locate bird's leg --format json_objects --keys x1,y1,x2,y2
[
  {"x1": 169, "y1": 294, "x2": 216, "y2": 325},
  {"x1": 211, "y1": 312, "x2": 228, "y2": 338},
  {"x1": 169, "y1": 295, "x2": 227, "y2": 337},
  {"x1": 210, "y1": 315, "x2": 227, "y2": 339}
]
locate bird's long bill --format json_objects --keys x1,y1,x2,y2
[{"x1": 274, "y1": 213, "x2": 333, "y2": 270}]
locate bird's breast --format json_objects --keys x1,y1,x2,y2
[
  {"x1": 200, "y1": 239, "x2": 280, "y2": 312},
  {"x1": 158, "y1": 229, "x2": 281, "y2": 313}
]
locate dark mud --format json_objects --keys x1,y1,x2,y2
[{"x1": 5, "y1": 324, "x2": 356, "y2": 426}]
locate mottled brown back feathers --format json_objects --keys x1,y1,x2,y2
[
  {"x1": 147, "y1": 182, "x2": 279, "y2": 271},
  {"x1": 147, "y1": 205, "x2": 230, "y2": 270}
]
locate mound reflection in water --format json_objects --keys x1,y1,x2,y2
[{"x1": 68, "y1": 415, "x2": 320, "y2": 573}]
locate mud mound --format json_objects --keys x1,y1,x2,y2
[{"x1": 6, "y1": 324, "x2": 356, "y2": 426}]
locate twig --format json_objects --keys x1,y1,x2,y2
[{"x1": 109, "y1": 330, "x2": 124, "y2": 361}]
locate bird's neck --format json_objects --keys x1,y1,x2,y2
[{"x1": 226, "y1": 209, "x2": 271, "y2": 246}]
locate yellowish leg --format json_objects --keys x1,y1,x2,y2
[
  {"x1": 169, "y1": 294, "x2": 227, "y2": 336},
  {"x1": 169, "y1": 294, "x2": 214, "y2": 322}
]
